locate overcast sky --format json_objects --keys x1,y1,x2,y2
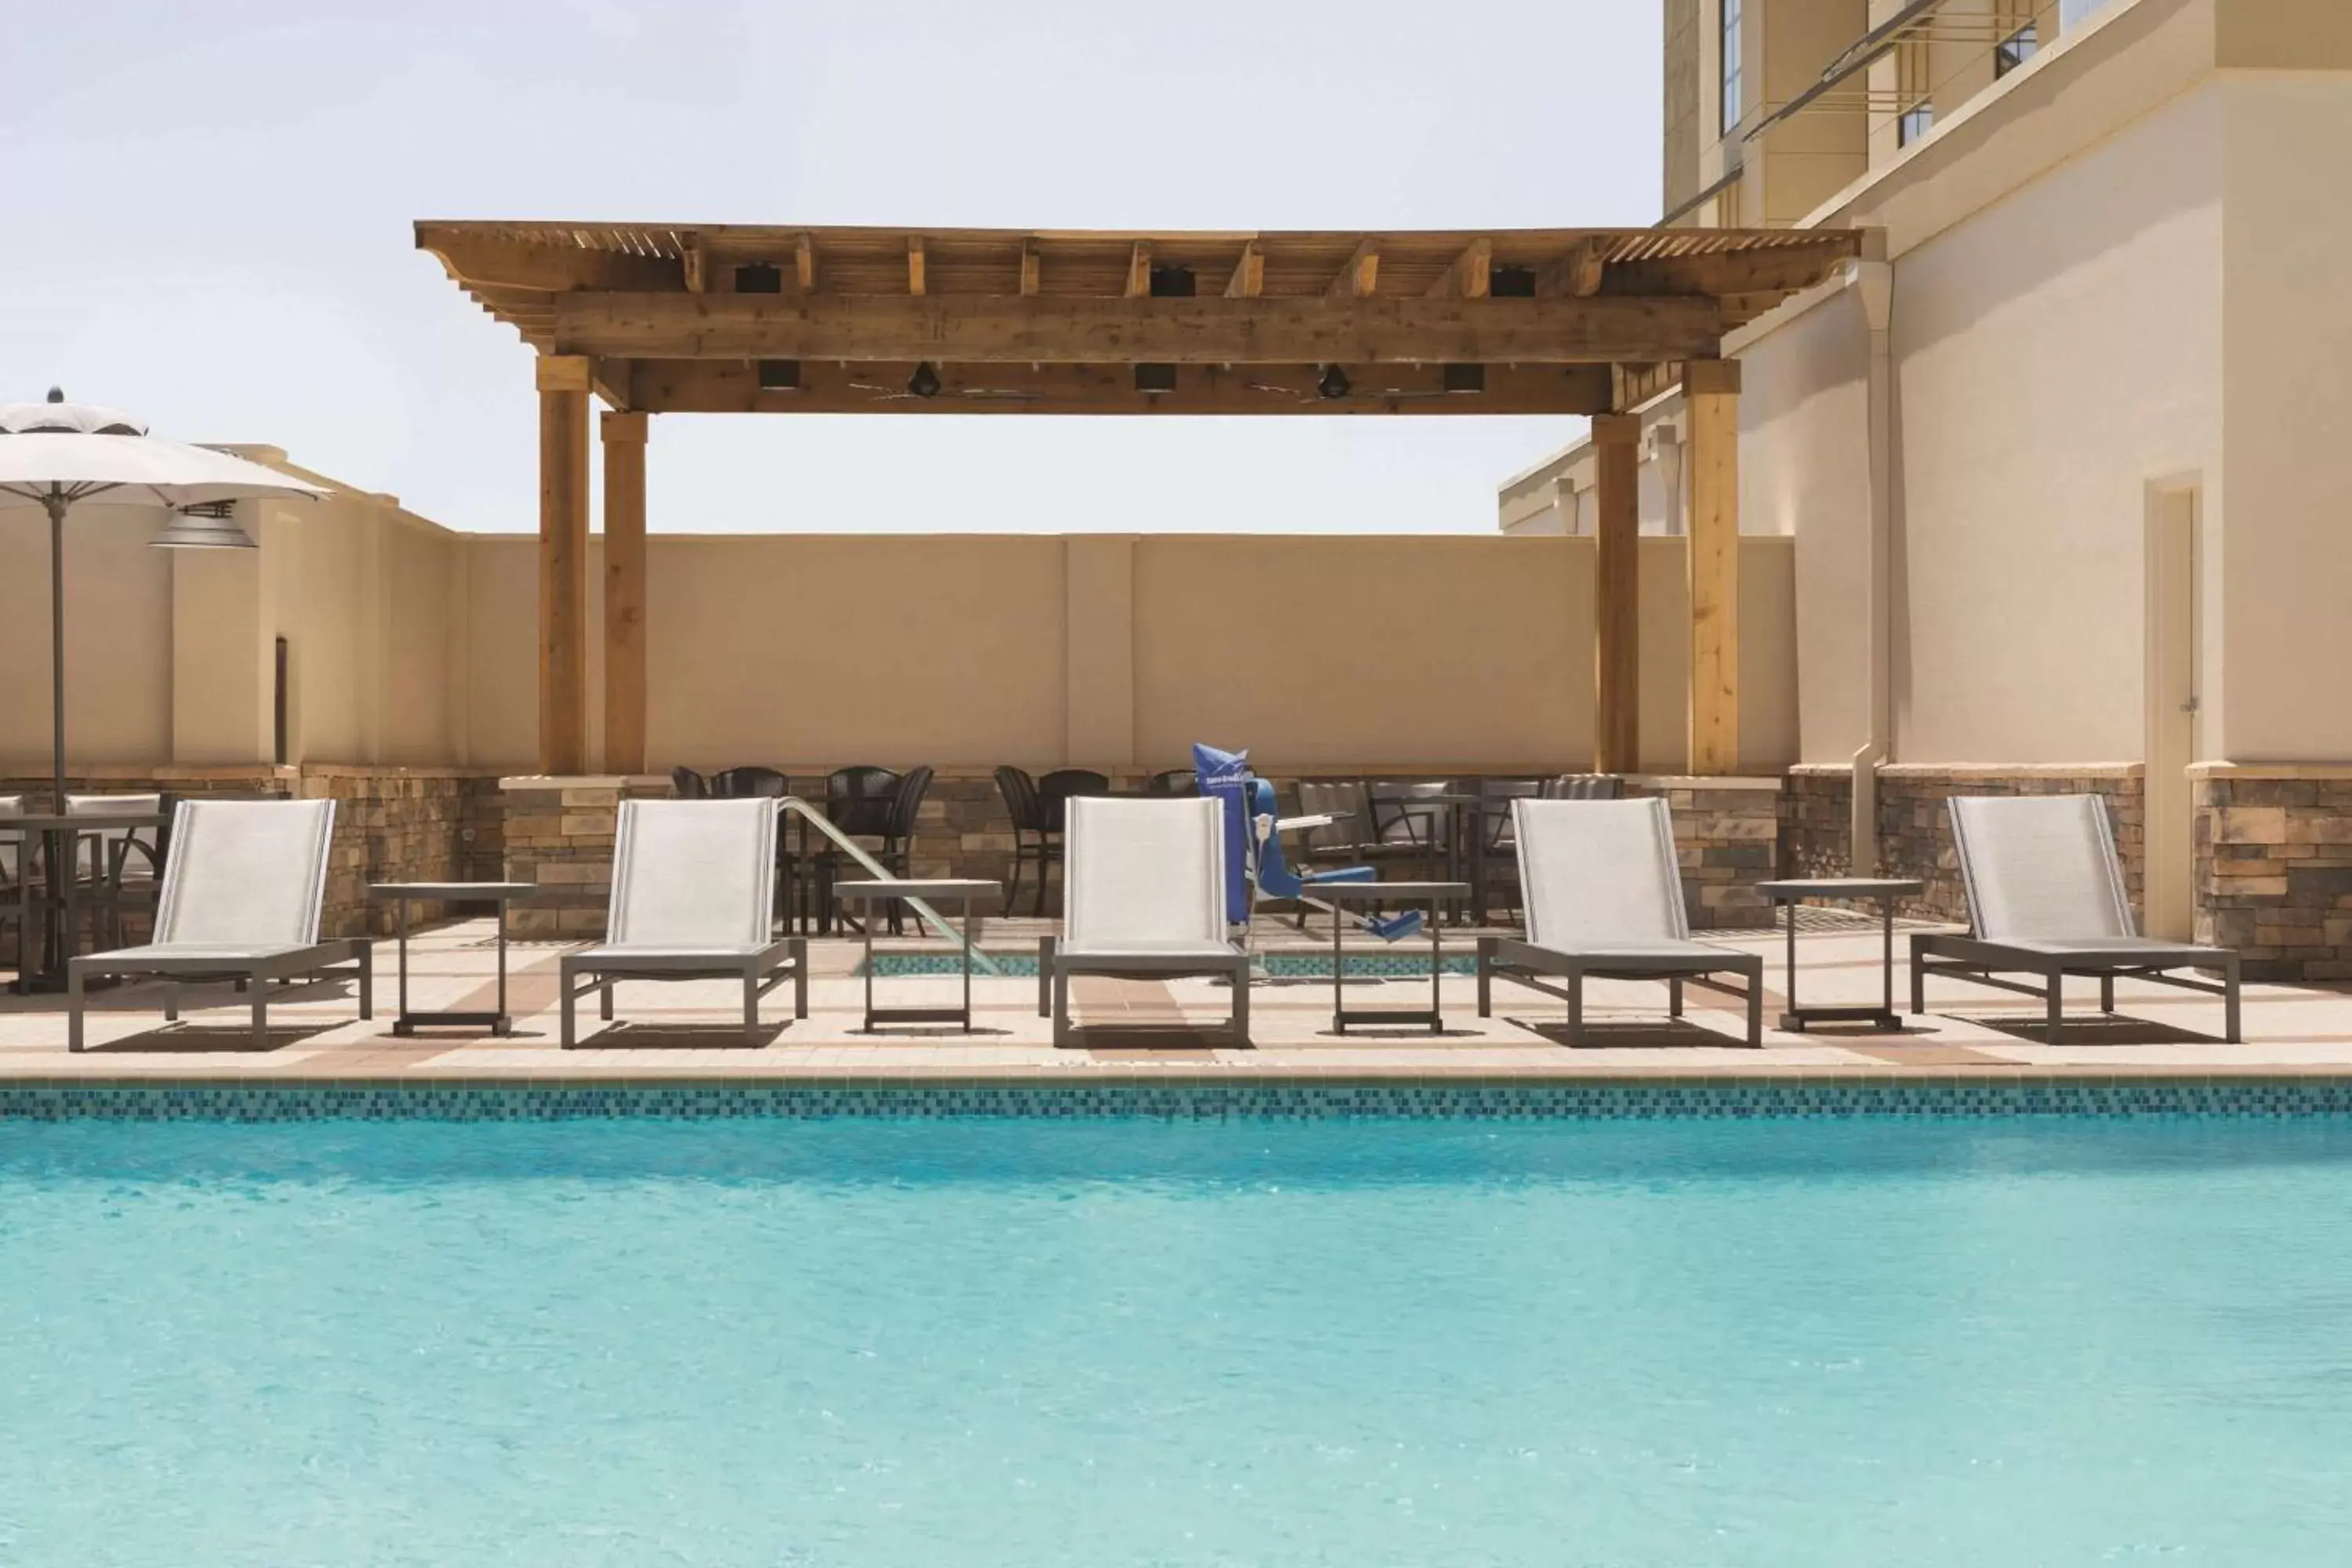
[{"x1": 5, "y1": 2, "x2": 1661, "y2": 535}]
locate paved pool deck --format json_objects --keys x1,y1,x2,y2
[{"x1": 5, "y1": 911, "x2": 2348, "y2": 1086}]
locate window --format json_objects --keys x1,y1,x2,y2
[
  {"x1": 1897, "y1": 100, "x2": 1935, "y2": 148},
  {"x1": 1995, "y1": 24, "x2": 2038, "y2": 78},
  {"x1": 1721, "y1": 0, "x2": 1744, "y2": 132},
  {"x1": 2060, "y1": 0, "x2": 2111, "y2": 25}
]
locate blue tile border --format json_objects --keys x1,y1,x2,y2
[
  {"x1": 5, "y1": 1077, "x2": 2352, "y2": 1121},
  {"x1": 861, "y1": 951, "x2": 1478, "y2": 978}
]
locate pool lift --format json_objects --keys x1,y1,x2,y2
[{"x1": 1191, "y1": 742, "x2": 1422, "y2": 964}]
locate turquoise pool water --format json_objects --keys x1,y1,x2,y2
[{"x1": 5, "y1": 1117, "x2": 2350, "y2": 1566}]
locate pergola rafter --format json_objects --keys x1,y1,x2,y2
[{"x1": 415, "y1": 219, "x2": 1863, "y2": 779}]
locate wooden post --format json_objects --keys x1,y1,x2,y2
[
  {"x1": 536, "y1": 355, "x2": 591, "y2": 775},
  {"x1": 601, "y1": 411, "x2": 649, "y2": 776},
  {"x1": 1591, "y1": 412, "x2": 1641, "y2": 775},
  {"x1": 1683, "y1": 358, "x2": 1741, "y2": 775}
]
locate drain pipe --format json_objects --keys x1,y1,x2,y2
[{"x1": 1849, "y1": 238, "x2": 1893, "y2": 875}]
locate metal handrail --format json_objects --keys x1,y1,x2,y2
[{"x1": 777, "y1": 797, "x2": 1005, "y2": 976}]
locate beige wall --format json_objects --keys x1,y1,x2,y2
[
  {"x1": 1884, "y1": 81, "x2": 2223, "y2": 763},
  {"x1": 0, "y1": 512, "x2": 1804, "y2": 780},
  {"x1": 2217, "y1": 71, "x2": 2352, "y2": 761},
  {"x1": 0, "y1": 502, "x2": 174, "y2": 768}
]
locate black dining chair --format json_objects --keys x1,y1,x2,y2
[
  {"x1": 670, "y1": 765, "x2": 712, "y2": 799},
  {"x1": 708, "y1": 766, "x2": 789, "y2": 800},
  {"x1": 1146, "y1": 768, "x2": 1198, "y2": 797},
  {"x1": 1033, "y1": 769, "x2": 1109, "y2": 916},
  {"x1": 994, "y1": 765, "x2": 1051, "y2": 917},
  {"x1": 810, "y1": 766, "x2": 902, "y2": 934},
  {"x1": 873, "y1": 764, "x2": 935, "y2": 935},
  {"x1": 703, "y1": 768, "x2": 793, "y2": 925}
]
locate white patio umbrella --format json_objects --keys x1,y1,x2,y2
[{"x1": 0, "y1": 389, "x2": 327, "y2": 808}]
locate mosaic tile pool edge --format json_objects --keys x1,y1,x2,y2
[{"x1": 6, "y1": 1077, "x2": 2352, "y2": 1121}]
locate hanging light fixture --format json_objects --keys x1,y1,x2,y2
[
  {"x1": 150, "y1": 499, "x2": 257, "y2": 550},
  {"x1": 1316, "y1": 365, "x2": 1352, "y2": 400},
  {"x1": 906, "y1": 361, "x2": 943, "y2": 398}
]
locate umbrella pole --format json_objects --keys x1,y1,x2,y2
[{"x1": 45, "y1": 487, "x2": 66, "y2": 811}]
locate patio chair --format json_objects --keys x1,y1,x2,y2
[
  {"x1": 0, "y1": 795, "x2": 27, "y2": 985},
  {"x1": 1146, "y1": 768, "x2": 1198, "y2": 797},
  {"x1": 993, "y1": 765, "x2": 1053, "y2": 916},
  {"x1": 559, "y1": 798, "x2": 808, "y2": 1048},
  {"x1": 670, "y1": 766, "x2": 712, "y2": 799},
  {"x1": 1033, "y1": 768, "x2": 1110, "y2": 914},
  {"x1": 1037, "y1": 795, "x2": 1250, "y2": 1049},
  {"x1": 1910, "y1": 794, "x2": 2241, "y2": 1044},
  {"x1": 66, "y1": 800, "x2": 372, "y2": 1052},
  {"x1": 67, "y1": 792, "x2": 169, "y2": 951},
  {"x1": 1476, "y1": 797, "x2": 1762, "y2": 1046}
]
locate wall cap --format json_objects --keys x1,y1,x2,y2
[
  {"x1": 1626, "y1": 774, "x2": 1784, "y2": 791},
  {"x1": 1788, "y1": 762, "x2": 2143, "y2": 779},
  {"x1": 2189, "y1": 762, "x2": 2352, "y2": 780}
]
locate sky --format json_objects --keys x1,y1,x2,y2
[{"x1": 3, "y1": 2, "x2": 1663, "y2": 535}]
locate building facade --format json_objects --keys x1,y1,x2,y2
[{"x1": 1504, "y1": 0, "x2": 2352, "y2": 973}]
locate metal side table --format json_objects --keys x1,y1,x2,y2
[
  {"x1": 368, "y1": 882, "x2": 543, "y2": 1036},
  {"x1": 834, "y1": 878, "x2": 999, "y2": 1033},
  {"x1": 1317, "y1": 880, "x2": 1465, "y2": 1033},
  {"x1": 1755, "y1": 877, "x2": 1924, "y2": 1033}
]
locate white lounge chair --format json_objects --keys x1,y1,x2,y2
[
  {"x1": 1476, "y1": 797, "x2": 1762, "y2": 1046},
  {"x1": 560, "y1": 798, "x2": 808, "y2": 1047},
  {"x1": 67, "y1": 799, "x2": 370, "y2": 1051},
  {"x1": 1038, "y1": 795, "x2": 1250, "y2": 1048},
  {"x1": 1911, "y1": 794, "x2": 2241, "y2": 1043}
]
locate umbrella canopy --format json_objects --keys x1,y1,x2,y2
[
  {"x1": 0, "y1": 390, "x2": 326, "y2": 509},
  {"x1": 1, "y1": 390, "x2": 329, "y2": 811}
]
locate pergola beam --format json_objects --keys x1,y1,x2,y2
[
  {"x1": 624, "y1": 358, "x2": 1615, "y2": 415},
  {"x1": 1327, "y1": 239, "x2": 1380, "y2": 299},
  {"x1": 551, "y1": 292, "x2": 1722, "y2": 365},
  {"x1": 1225, "y1": 240, "x2": 1264, "y2": 299},
  {"x1": 906, "y1": 235, "x2": 927, "y2": 296},
  {"x1": 1428, "y1": 238, "x2": 1492, "y2": 299}
]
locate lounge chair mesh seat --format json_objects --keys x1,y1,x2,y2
[
  {"x1": 1038, "y1": 795, "x2": 1250, "y2": 1048},
  {"x1": 67, "y1": 799, "x2": 370, "y2": 1051},
  {"x1": 1911, "y1": 794, "x2": 2241, "y2": 1043},
  {"x1": 561, "y1": 798, "x2": 808, "y2": 1047},
  {"x1": 1477, "y1": 797, "x2": 1762, "y2": 1046}
]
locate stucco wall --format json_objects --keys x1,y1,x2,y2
[
  {"x1": 0, "y1": 519, "x2": 1803, "y2": 780},
  {"x1": 0, "y1": 503, "x2": 175, "y2": 768},
  {"x1": 2216, "y1": 72, "x2": 2352, "y2": 762}
]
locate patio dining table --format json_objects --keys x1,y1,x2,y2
[
  {"x1": 1372, "y1": 792, "x2": 1494, "y2": 927},
  {"x1": 5, "y1": 811, "x2": 172, "y2": 994}
]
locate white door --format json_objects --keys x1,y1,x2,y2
[{"x1": 2143, "y1": 486, "x2": 2199, "y2": 941}]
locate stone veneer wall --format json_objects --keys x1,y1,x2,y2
[
  {"x1": 2194, "y1": 767, "x2": 2352, "y2": 982},
  {"x1": 1, "y1": 764, "x2": 505, "y2": 939},
  {"x1": 1780, "y1": 764, "x2": 2145, "y2": 924},
  {"x1": 500, "y1": 776, "x2": 672, "y2": 938},
  {"x1": 1624, "y1": 775, "x2": 1780, "y2": 929}
]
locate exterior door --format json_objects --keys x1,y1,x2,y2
[{"x1": 2143, "y1": 485, "x2": 2199, "y2": 941}]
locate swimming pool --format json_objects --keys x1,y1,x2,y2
[{"x1": 5, "y1": 1116, "x2": 2349, "y2": 1566}]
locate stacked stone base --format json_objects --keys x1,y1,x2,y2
[{"x1": 2196, "y1": 768, "x2": 2352, "y2": 982}]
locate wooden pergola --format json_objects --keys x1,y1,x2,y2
[{"x1": 416, "y1": 221, "x2": 1861, "y2": 779}]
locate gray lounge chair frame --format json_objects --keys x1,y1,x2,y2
[
  {"x1": 1910, "y1": 794, "x2": 2241, "y2": 1044},
  {"x1": 1476, "y1": 797, "x2": 1762, "y2": 1046},
  {"x1": 67, "y1": 799, "x2": 370, "y2": 1051},
  {"x1": 560, "y1": 798, "x2": 808, "y2": 1047},
  {"x1": 1038, "y1": 795, "x2": 1250, "y2": 1048}
]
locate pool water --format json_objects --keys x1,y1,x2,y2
[{"x1": 5, "y1": 1116, "x2": 2350, "y2": 1566}]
